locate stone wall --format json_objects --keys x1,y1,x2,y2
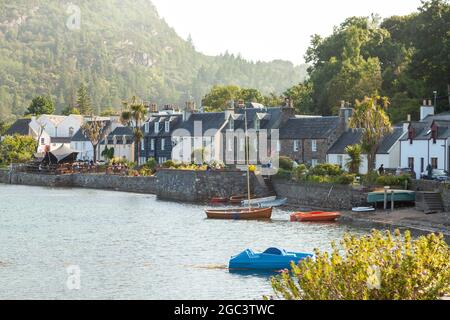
[
  {"x1": 0, "y1": 169, "x2": 271, "y2": 203},
  {"x1": 272, "y1": 179, "x2": 367, "y2": 210},
  {"x1": 154, "y1": 169, "x2": 269, "y2": 202},
  {"x1": 410, "y1": 179, "x2": 445, "y2": 192},
  {"x1": 442, "y1": 189, "x2": 450, "y2": 212}
]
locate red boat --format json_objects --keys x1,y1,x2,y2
[
  {"x1": 290, "y1": 211, "x2": 341, "y2": 222},
  {"x1": 210, "y1": 197, "x2": 229, "y2": 205}
]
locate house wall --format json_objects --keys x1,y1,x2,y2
[
  {"x1": 99, "y1": 143, "x2": 135, "y2": 162},
  {"x1": 327, "y1": 154, "x2": 369, "y2": 174},
  {"x1": 71, "y1": 141, "x2": 94, "y2": 161},
  {"x1": 376, "y1": 140, "x2": 401, "y2": 169},
  {"x1": 400, "y1": 139, "x2": 447, "y2": 178},
  {"x1": 280, "y1": 138, "x2": 332, "y2": 165}
]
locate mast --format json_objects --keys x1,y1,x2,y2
[{"x1": 244, "y1": 103, "x2": 251, "y2": 211}]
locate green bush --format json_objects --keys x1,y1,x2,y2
[
  {"x1": 144, "y1": 158, "x2": 157, "y2": 172},
  {"x1": 162, "y1": 160, "x2": 176, "y2": 169},
  {"x1": 269, "y1": 230, "x2": 450, "y2": 300},
  {"x1": 376, "y1": 174, "x2": 411, "y2": 187},
  {"x1": 0, "y1": 134, "x2": 37, "y2": 165},
  {"x1": 275, "y1": 168, "x2": 292, "y2": 179},
  {"x1": 310, "y1": 163, "x2": 342, "y2": 176},
  {"x1": 334, "y1": 173, "x2": 356, "y2": 185},
  {"x1": 292, "y1": 164, "x2": 308, "y2": 181},
  {"x1": 279, "y1": 156, "x2": 294, "y2": 171}
]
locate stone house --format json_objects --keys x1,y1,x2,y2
[{"x1": 278, "y1": 106, "x2": 352, "y2": 166}]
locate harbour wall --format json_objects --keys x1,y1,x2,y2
[
  {"x1": 272, "y1": 179, "x2": 367, "y2": 210},
  {"x1": 0, "y1": 169, "x2": 269, "y2": 203}
]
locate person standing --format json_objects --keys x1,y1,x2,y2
[{"x1": 378, "y1": 164, "x2": 385, "y2": 176}]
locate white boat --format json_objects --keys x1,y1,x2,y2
[
  {"x1": 257, "y1": 198, "x2": 288, "y2": 208},
  {"x1": 242, "y1": 196, "x2": 277, "y2": 206},
  {"x1": 352, "y1": 207, "x2": 376, "y2": 212}
]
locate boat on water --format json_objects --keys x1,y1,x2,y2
[
  {"x1": 229, "y1": 247, "x2": 313, "y2": 271},
  {"x1": 205, "y1": 207, "x2": 272, "y2": 220},
  {"x1": 290, "y1": 211, "x2": 341, "y2": 222},
  {"x1": 210, "y1": 197, "x2": 229, "y2": 205},
  {"x1": 367, "y1": 190, "x2": 416, "y2": 203},
  {"x1": 242, "y1": 196, "x2": 276, "y2": 206},
  {"x1": 230, "y1": 195, "x2": 255, "y2": 204},
  {"x1": 257, "y1": 198, "x2": 288, "y2": 208}
]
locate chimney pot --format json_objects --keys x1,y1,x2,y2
[{"x1": 407, "y1": 114, "x2": 411, "y2": 122}]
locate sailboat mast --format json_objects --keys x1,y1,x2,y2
[{"x1": 244, "y1": 105, "x2": 251, "y2": 210}]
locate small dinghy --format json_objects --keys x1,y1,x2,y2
[
  {"x1": 290, "y1": 211, "x2": 341, "y2": 222},
  {"x1": 256, "y1": 198, "x2": 288, "y2": 208},
  {"x1": 205, "y1": 207, "x2": 273, "y2": 220},
  {"x1": 242, "y1": 196, "x2": 277, "y2": 206},
  {"x1": 230, "y1": 195, "x2": 255, "y2": 205},
  {"x1": 352, "y1": 207, "x2": 375, "y2": 212},
  {"x1": 229, "y1": 247, "x2": 313, "y2": 271},
  {"x1": 210, "y1": 197, "x2": 229, "y2": 205}
]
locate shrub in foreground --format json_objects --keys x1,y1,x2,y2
[{"x1": 269, "y1": 230, "x2": 449, "y2": 300}]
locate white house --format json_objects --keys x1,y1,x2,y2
[
  {"x1": 400, "y1": 103, "x2": 450, "y2": 179},
  {"x1": 327, "y1": 127, "x2": 405, "y2": 174}
]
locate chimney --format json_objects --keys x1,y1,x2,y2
[
  {"x1": 183, "y1": 101, "x2": 195, "y2": 121},
  {"x1": 339, "y1": 101, "x2": 353, "y2": 132},
  {"x1": 150, "y1": 103, "x2": 158, "y2": 114},
  {"x1": 224, "y1": 100, "x2": 235, "y2": 120},
  {"x1": 403, "y1": 114, "x2": 411, "y2": 132},
  {"x1": 420, "y1": 99, "x2": 435, "y2": 121},
  {"x1": 281, "y1": 97, "x2": 295, "y2": 122}
]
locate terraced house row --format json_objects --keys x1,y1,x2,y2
[{"x1": 2, "y1": 99, "x2": 449, "y2": 179}]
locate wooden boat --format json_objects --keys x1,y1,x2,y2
[
  {"x1": 210, "y1": 197, "x2": 229, "y2": 204},
  {"x1": 229, "y1": 248, "x2": 313, "y2": 271},
  {"x1": 367, "y1": 190, "x2": 415, "y2": 203},
  {"x1": 290, "y1": 211, "x2": 341, "y2": 222},
  {"x1": 205, "y1": 207, "x2": 273, "y2": 220}
]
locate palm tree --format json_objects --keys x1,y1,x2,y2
[
  {"x1": 121, "y1": 96, "x2": 147, "y2": 165},
  {"x1": 349, "y1": 95, "x2": 392, "y2": 173},
  {"x1": 345, "y1": 144, "x2": 363, "y2": 174}
]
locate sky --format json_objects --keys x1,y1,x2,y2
[{"x1": 152, "y1": 0, "x2": 423, "y2": 65}]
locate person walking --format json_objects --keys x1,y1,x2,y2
[{"x1": 378, "y1": 164, "x2": 385, "y2": 176}]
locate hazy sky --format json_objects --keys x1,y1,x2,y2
[{"x1": 152, "y1": 0, "x2": 422, "y2": 65}]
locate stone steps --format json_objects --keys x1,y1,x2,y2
[{"x1": 415, "y1": 192, "x2": 444, "y2": 214}]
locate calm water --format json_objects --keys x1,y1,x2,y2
[{"x1": 0, "y1": 184, "x2": 367, "y2": 300}]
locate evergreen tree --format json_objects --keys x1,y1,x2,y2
[{"x1": 77, "y1": 83, "x2": 93, "y2": 115}]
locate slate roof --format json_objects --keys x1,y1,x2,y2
[
  {"x1": 71, "y1": 120, "x2": 111, "y2": 142},
  {"x1": 51, "y1": 137, "x2": 72, "y2": 144},
  {"x1": 279, "y1": 117, "x2": 339, "y2": 140},
  {"x1": 4, "y1": 119, "x2": 31, "y2": 136},
  {"x1": 327, "y1": 127, "x2": 404, "y2": 154},
  {"x1": 176, "y1": 112, "x2": 226, "y2": 136},
  {"x1": 400, "y1": 118, "x2": 450, "y2": 140},
  {"x1": 145, "y1": 114, "x2": 182, "y2": 138},
  {"x1": 224, "y1": 107, "x2": 283, "y2": 132}
]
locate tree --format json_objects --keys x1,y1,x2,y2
[
  {"x1": 25, "y1": 96, "x2": 55, "y2": 116},
  {"x1": 80, "y1": 118, "x2": 108, "y2": 163},
  {"x1": 61, "y1": 106, "x2": 81, "y2": 116},
  {"x1": 349, "y1": 96, "x2": 392, "y2": 172},
  {"x1": 284, "y1": 82, "x2": 314, "y2": 114},
  {"x1": 345, "y1": 144, "x2": 363, "y2": 174},
  {"x1": 0, "y1": 135, "x2": 37, "y2": 165},
  {"x1": 202, "y1": 85, "x2": 242, "y2": 112},
  {"x1": 77, "y1": 83, "x2": 93, "y2": 115},
  {"x1": 0, "y1": 120, "x2": 10, "y2": 136},
  {"x1": 269, "y1": 230, "x2": 449, "y2": 300},
  {"x1": 120, "y1": 96, "x2": 147, "y2": 164},
  {"x1": 101, "y1": 146, "x2": 115, "y2": 161}
]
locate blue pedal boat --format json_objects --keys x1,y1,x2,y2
[{"x1": 229, "y1": 248, "x2": 313, "y2": 271}]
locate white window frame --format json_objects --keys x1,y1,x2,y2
[
  {"x1": 293, "y1": 140, "x2": 299, "y2": 152},
  {"x1": 311, "y1": 139, "x2": 317, "y2": 152},
  {"x1": 161, "y1": 138, "x2": 165, "y2": 151},
  {"x1": 154, "y1": 122, "x2": 159, "y2": 133},
  {"x1": 165, "y1": 121, "x2": 170, "y2": 133},
  {"x1": 145, "y1": 122, "x2": 149, "y2": 133},
  {"x1": 150, "y1": 139, "x2": 155, "y2": 151},
  {"x1": 311, "y1": 159, "x2": 318, "y2": 167},
  {"x1": 141, "y1": 138, "x2": 145, "y2": 151}
]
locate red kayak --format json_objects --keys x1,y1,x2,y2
[{"x1": 290, "y1": 211, "x2": 341, "y2": 222}]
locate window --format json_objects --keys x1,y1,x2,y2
[
  {"x1": 229, "y1": 119, "x2": 234, "y2": 130},
  {"x1": 161, "y1": 138, "x2": 165, "y2": 151},
  {"x1": 421, "y1": 158, "x2": 425, "y2": 174},
  {"x1": 69, "y1": 127, "x2": 74, "y2": 136},
  {"x1": 431, "y1": 158, "x2": 438, "y2": 169},
  {"x1": 293, "y1": 140, "x2": 299, "y2": 152},
  {"x1": 408, "y1": 157, "x2": 414, "y2": 171},
  {"x1": 311, "y1": 159, "x2": 318, "y2": 167},
  {"x1": 154, "y1": 122, "x2": 159, "y2": 133},
  {"x1": 255, "y1": 119, "x2": 260, "y2": 131},
  {"x1": 165, "y1": 121, "x2": 170, "y2": 132},
  {"x1": 337, "y1": 155, "x2": 343, "y2": 167},
  {"x1": 150, "y1": 139, "x2": 155, "y2": 151},
  {"x1": 40, "y1": 138, "x2": 45, "y2": 145},
  {"x1": 311, "y1": 140, "x2": 317, "y2": 152},
  {"x1": 228, "y1": 139, "x2": 233, "y2": 152},
  {"x1": 145, "y1": 122, "x2": 149, "y2": 133},
  {"x1": 141, "y1": 138, "x2": 145, "y2": 151}
]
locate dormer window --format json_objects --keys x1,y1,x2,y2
[
  {"x1": 145, "y1": 122, "x2": 149, "y2": 133},
  {"x1": 165, "y1": 121, "x2": 170, "y2": 133},
  {"x1": 154, "y1": 122, "x2": 159, "y2": 133},
  {"x1": 229, "y1": 119, "x2": 234, "y2": 130}
]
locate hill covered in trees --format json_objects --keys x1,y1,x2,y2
[{"x1": 0, "y1": 0, "x2": 307, "y2": 120}]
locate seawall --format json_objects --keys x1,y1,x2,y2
[
  {"x1": 0, "y1": 169, "x2": 269, "y2": 203},
  {"x1": 272, "y1": 179, "x2": 367, "y2": 210}
]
